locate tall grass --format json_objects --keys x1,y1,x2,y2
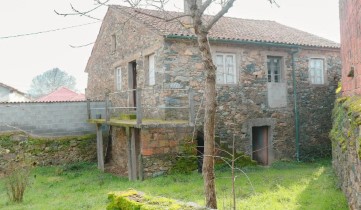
[{"x1": 0, "y1": 160, "x2": 348, "y2": 210}]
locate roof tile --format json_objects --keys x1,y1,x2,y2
[
  {"x1": 111, "y1": 5, "x2": 339, "y2": 48},
  {"x1": 35, "y1": 87, "x2": 85, "y2": 102}
]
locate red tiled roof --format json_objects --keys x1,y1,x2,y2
[
  {"x1": 110, "y1": 5, "x2": 339, "y2": 48},
  {"x1": 35, "y1": 87, "x2": 85, "y2": 102}
]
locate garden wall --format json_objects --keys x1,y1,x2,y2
[
  {"x1": 0, "y1": 101, "x2": 105, "y2": 136},
  {"x1": 331, "y1": 96, "x2": 361, "y2": 209},
  {"x1": 0, "y1": 132, "x2": 97, "y2": 175}
]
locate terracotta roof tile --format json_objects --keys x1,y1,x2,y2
[
  {"x1": 35, "y1": 87, "x2": 85, "y2": 102},
  {"x1": 111, "y1": 5, "x2": 339, "y2": 48}
]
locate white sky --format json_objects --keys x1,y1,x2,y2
[{"x1": 0, "y1": 0, "x2": 340, "y2": 93}]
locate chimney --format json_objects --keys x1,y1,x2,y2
[{"x1": 184, "y1": 0, "x2": 202, "y2": 27}]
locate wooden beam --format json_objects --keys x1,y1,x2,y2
[
  {"x1": 136, "y1": 88, "x2": 142, "y2": 125},
  {"x1": 138, "y1": 154, "x2": 144, "y2": 181},
  {"x1": 125, "y1": 127, "x2": 132, "y2": 180},
  {"x1": 130, "y1": 128, "x2": 138, "y2": 180},
  {"x1": 105, "y1": 93, "x2": 110, "y2": 122},
  {"x1": 96, "y1": 124, "x2": 104, "y2": 171}
]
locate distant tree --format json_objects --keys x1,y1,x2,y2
[{"x1": 28, "y1": 68, "x2": 76, "y2": 98}]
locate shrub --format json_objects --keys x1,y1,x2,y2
[{"x1": 5, "y1": 166, "x2": 31, "y2": 202}]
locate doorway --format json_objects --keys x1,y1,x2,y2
[
  {"x1": 128, "y1": 61, "x2": 137, "y2": 109},
  {"x1": 252, "y1": 126, "x2": 269, "y2": 165}
]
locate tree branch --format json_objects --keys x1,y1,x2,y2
[
  {"x1": 198, "y1": 0, "x2": 213, "y2": 15},
  {"x1": 204, "y1": 0, "x2": 236, "y2": 31},
  {"x1": 54, "y1": 0, "x2": 110, "y2": 20}
]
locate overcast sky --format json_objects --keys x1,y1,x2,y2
[{"x1": 0, "y1": 0, "x2": 340, "y2": 93}]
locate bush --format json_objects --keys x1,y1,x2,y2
[{"x1": 5, "y1": 166, "x2": 31, "y2": 202}]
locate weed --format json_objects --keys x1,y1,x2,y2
[{"x1": 5, "y1": 166, "x2": 31, "y2": 203}]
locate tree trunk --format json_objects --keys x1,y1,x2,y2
[{"x1": 197, "y1": 30, "x2": 217, "y2": 209}]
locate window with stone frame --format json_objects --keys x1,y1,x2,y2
[
  {"x1": 267, "y1": 56, "x2": 282, "y2": 83},
  {"x1": 215, "y1": 53, "x2": 236, "y2": 84},
  {"x1": 148, "y1": 54, "x2": 155, "y2": 86},
  {"x1": 115, "y1": 67, "x2": 122, "y2": 90},
  {"x1": 309, "y1": 58, "x2": 325, "y2": 84}
]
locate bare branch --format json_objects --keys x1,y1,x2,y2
[
  {"x1": 205, "y1": 0, "x2": 236, "y2": 31},
  {"x1": 54, "y1": 0, "x2": 110, "y2": 20},
  {"x1": 70, "y1": 4, "x2": 102, "y2": 20},
  {"x1": 269, "y1": 0, "x2": 280, "y2": 7}
]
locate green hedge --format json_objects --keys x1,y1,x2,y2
[{"x1": 107, "y1": 189, "x2": 207, "y2": 210}]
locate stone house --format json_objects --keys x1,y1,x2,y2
[
  {"x1": 85, "y1": 3, "x2": 341, "y2": 179},
  {"x1": 0, "y1": 82, "x2": 30, "y2": 102}
]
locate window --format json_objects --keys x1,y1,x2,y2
[
  {"x1": 267, "y1": 56, "x2": 282, "y2": 83},
  {"x1": 309, "y1": 58, "x2": 324, "y2": 84},
  {"x1": 148, "y1": 54, "x2": 155, "y2": 86},
  {"x1": 115, "y1": 67, "x2": 122, "y2": 90},
  {"x1": 215, "y1": 53, "x2": 236, "y2": 84}
]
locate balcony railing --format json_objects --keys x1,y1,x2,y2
[{"x1": 87, "y1": 87, "x2": 195, "y2": 126}]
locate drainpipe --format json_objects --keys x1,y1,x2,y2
[{"x1": 291, "y1": 48, "x2": 300, "y2": 162}]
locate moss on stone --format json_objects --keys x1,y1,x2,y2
[
  {"x1": 330, "y1": 96, "x2": 361, "y2": 158},
  {"x1": 169, "y1": 139, "x2": 198, "y2": 174},
  {"x1": 107, "y1": 189, "x2": 206, "y2": 210}
]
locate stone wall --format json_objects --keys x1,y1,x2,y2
[
  {"x1": 339, "y1": 0, "x2": 361, "y2": 95},
  {"x1": 331, "y1": 96, "x2": 361, "y2": 209},
  {"x1": 107, "y1": 126, "x2": 192, "y2": 178},
  {"x1": 85, "y1": 6, "x2": 164, "y2": 104},
  {"x1": 0, "y1": 101, "x2": 105, "y2": 136},
  {"x1": 141, "y1": 126, "x2": 192, "y2": 178},
  {"x1": 0, "y1": 132, "x2": 97, "y2": 175},
  {"x1": 161, "y1": 39, "x2": 340, "y2": 161}
]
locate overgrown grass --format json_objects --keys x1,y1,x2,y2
[{"x1": 0, "y1": 160, "x2": 348, "y2": 210}]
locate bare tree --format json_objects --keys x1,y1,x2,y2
[{"x1": 28, "y1": 68, "x2": 76, "y2": 98}]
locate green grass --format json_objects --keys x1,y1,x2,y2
[{"x1": 0, "y1": 160, "x2": 348, "y2": 210}]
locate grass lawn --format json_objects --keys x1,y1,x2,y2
[{"x1": 0, "y1": 160, "x2": 348, "y2": 210}]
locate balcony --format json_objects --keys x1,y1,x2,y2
[{"x1": 87, "y1": 88, "x2": 195, "y2": 128}]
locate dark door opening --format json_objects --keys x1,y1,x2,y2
[
  {"x1": 196, "y1": 130, "x2": 204, "y2": 173},
  {"x1": 132, "y1": 61, "x2": 137, "y2": 108},
  {"x1": 128, "y1": 61, "x2": 137, "y2": 109},
  {"x1": 252, "y1": 126, "x2": 269, "y2": 165}
]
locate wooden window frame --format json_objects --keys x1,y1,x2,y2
[
  {"x1": 267, "y1": 56, "x2": 283, "y2": 83},
  {"x1": 309, "y1": 58, "x2": 325, "y2": 85}
]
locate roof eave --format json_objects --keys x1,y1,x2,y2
[{"x1": 164, "y1": 34, "x2": 340, "y2": 50}]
